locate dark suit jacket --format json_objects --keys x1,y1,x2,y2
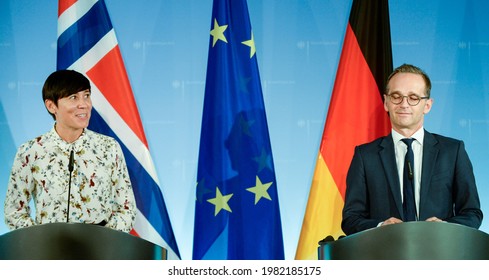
[{"x1": 341, "y1": 130, "x2": 483, "y2": 235}]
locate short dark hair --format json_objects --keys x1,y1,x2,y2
[
  {"x1": 42, "y1": 70, "x2": 91, "y2": 120},
  {"x1": 385, "y1": 64, "x2": 431, "y2": 98}
]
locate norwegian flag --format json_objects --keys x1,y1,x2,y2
[{"x1": 57, "y1": 0, "x2": 180, "y2": 259}]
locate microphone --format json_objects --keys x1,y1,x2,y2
[
  {"x1": 407, "y1": 160, "x2": 413, "y2": 180},
  {"x1": 68, "y1": 149, "x2": 74, "y2": 172},
  {"x1": 66, "y1": 149, "x2": 74, "y2": 223}
]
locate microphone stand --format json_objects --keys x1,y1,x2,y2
[{"x1": 67, "y1": 149, "x2": 74, "y2": 223}]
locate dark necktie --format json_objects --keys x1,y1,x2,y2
[{"x1": 401, "y1": 138, "x2": 417, "y2": 221}]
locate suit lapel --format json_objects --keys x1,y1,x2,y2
[
  {"x1": 419, "y1": 130, "x2": 439, "y2": 219},
  {"x1": 379, "y1": 134, "x2": 404, "y2": 218}
]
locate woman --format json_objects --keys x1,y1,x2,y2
[{"x1": 4, "y1": 70, "x2": 136, "y2": 232}]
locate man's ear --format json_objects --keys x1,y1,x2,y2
[
  {"x1": 423, "y1": 98, "x2": 433, "y2": 114},
  {"x1": 45, "y1": 99, "x2": 57, "y2": 115}
]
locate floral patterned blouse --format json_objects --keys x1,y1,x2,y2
[{"x1": 4, "y1": 127, "x2": 136, "y2": 232}]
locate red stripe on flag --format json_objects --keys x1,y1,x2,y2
[
  {"x1": 130, "y1": 229, "x2": 140, "y2": 237},
  {"x1": 321, "y1": 24, "x2": 391, "y2": 199},
  {"x1": 58, "y1": 0, "x2": 77, "y2": 16},
  {"x1": 87, "y1": 46, "x2": 148, "y2": 147}
]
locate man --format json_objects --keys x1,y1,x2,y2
[
  {"x1": 4, "y1": 70, "x2": 136, "y2": 232},
  {"x1": 341, "y1": 64, "x2": 483, "y2": 235}
]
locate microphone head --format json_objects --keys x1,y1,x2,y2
[
  {"x1": 407, "y1": 160, "x2": 414, "y2": 180},
  {"x1": 68, "y1": 149, "x2": 74, "y2": 172}
]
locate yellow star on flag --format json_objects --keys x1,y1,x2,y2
[
  {"x1": 207, "y1": 187, "x2": 233, "y2": 216},
  {"x1": 246, "y1": 176, "x2": 273, "y2": 205},
  {"x1": 242, "y1": 32, "x2": 256, "y2": 58},
  {"x1": 210, "y1": 18, "x2": 228, "y2": 47}
]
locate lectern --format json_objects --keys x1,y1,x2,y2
[
  {"x1": 319, "y1": 222, "x2": 489, "y2": 260},
  {"x1": 0, "y1": 223, "x2": 167, "y2": 260}
]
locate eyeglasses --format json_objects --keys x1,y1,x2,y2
[{"x1": 387, "y1": 93, "x2": 429, "y2": 106}]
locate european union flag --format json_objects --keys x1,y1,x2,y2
[{"x1": 193, "y1": 0, "x2": 284, "y2": 260}]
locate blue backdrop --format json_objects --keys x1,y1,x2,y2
[{"x1": 1, "y1": 0, "x2": 488, "y2": 259}]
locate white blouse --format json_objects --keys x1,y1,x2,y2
[{"x1": 4, "y1": 126, "x2": 136, "y2": 232}]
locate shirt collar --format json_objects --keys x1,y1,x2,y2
[
  {"x1": 48, "y1": 124, "x2": 87, "y2": 151},
  {"x1": 391, "y1": 127, "x2": 425, "y2": 146}
]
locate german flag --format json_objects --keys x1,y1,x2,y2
[{"x1": 295, "y1": 0, "x2": 392, "y2": 259}]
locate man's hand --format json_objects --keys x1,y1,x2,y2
[
  {"x1": 425, "y1": 216, "x2": 444, "y2": 222},
  {"x1": 381, "y1": 217, "x2": 403, "y2": 226}
]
